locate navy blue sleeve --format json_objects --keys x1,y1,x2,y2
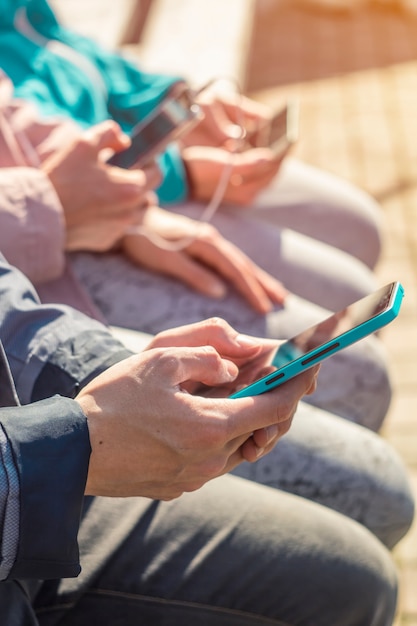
[
  {"x1": 0, "y1": 256, "x2": 133, "y2": 404},
  {"x1": 0, "y1": 254, "x2": 137, "y2": 580},
  {"x1": 1, "y1": 396, "x2": 90, "y2": 580}
]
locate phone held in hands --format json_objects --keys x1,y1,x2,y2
[
  {"x1": 231, "y1": 281, "x2": 404, "y2": 399},
  {"x1": 267, "y1": 99, "x2": 299, "y2": 157},
  {"x1": 107, "y1": 86, "x2": 202, "y2": 169}
]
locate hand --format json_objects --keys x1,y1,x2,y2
[
  {"x1": 122, "y1": 205, "x2": 287, "y2": 313},
  {"x1": 181, "y1": 91, "x2": 273, "y2": 150},
  {"x1": 182, "y1": 145, "x2": 287, "y2": 206},
  {"x1": 41, "y1": 120, "x2": 161, "y2": 252},
  {"x1": 145, "y1": 317, "x2": 276, "y2": 395},
  {"x1": 76, "y1": 318, "x2": 319, "y2": 500}
]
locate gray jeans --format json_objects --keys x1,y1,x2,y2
[
  {"x1": 3, "y1": 398, "x2": 412, "y2": 625},
  {"x1": 11, "y1": 473, "x2": 395, "y2": 626}
]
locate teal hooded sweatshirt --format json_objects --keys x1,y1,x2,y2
[{"x1": 0, "y1": 0, "x2": 188, "y2": 203}]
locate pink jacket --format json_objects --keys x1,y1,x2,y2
[{"x1": 0, "y1": 71, "x2": 106, "y2": 320}]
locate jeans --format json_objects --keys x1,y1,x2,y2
[{"x1": 3, "y1": 475, "x2": 398, "y2": 625}]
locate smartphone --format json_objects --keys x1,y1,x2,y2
[
  {"x1": 230, "y1": 281, "x2": 404, "y2": 399},
  {"x1": 107, "y1": 87, "x2": 202, "y2": 169},
  {"x1": 267, "y1": 99, "x2": 299, "y2": 156}
]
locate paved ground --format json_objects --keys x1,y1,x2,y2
[{"x1": 50, "y1": 0, "x2": 417, "y2": 622}]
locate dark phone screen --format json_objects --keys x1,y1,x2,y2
[{"x1": 234, "y1": 282, "x2": 397, "y2": 392}]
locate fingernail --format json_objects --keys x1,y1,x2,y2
[
  {"x1": 226, "y1": 123, "x2": 244, "y2": 140},
  {"x1": 207, "y1": 282, "x2": 227, "y2": 298},
  {"x1": 265, "y1": 424, "x2": 279, "y2": 445},
  {"x1": 224, "y1": 360, "x2": 238, "y2": 380}
]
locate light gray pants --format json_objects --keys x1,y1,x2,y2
[
  {"x1": 71, "y1": 224, "x2": 390, "y2": 431},
  {"x1": 252, "y1": 156, "x2": 383, "y2": 269}
]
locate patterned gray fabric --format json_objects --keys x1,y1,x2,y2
[{"x1": 0, "y1": 425, "x2": 19, "y2": 580}]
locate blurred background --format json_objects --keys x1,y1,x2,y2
[{"x1": 51, "y1": 1, "x2": 417, "y2": 622}]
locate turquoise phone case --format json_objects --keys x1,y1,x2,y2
[{"x1": 231, "y1": 282, "x2": 404, "y2": 399}]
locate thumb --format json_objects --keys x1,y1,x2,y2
[{"x1": 85, "y1": 120, "x2": 131, "y2": 155}]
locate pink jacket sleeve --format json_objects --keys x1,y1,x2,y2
[
  {"x1": 0, "y1": 71, "x2": 80, "y2": 283},
  {"x1": 0, "y1": 167, "x2": 66, "y2": 283}
]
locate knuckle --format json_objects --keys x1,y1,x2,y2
[
  {"x1": 274, "y1": 396, "x2": 295, "y2": 424},
  {"x1": 184, "y1": 480, "x2": 206, "y2": 493},
  {"x1": 160, "y1": 491, "x2": 184, "y2": 501},
  {"x1": 75, "y1": 135, "x2": 93, "y2": 152},
  {"x1": 103, "y1": 119, "x2": 120, "y2": 133},
  {"x1": 196, "y1": 457, "x2": 227, "y2": 483},
  {"x1": 198, "y1": 223, "x2": 218, "y2": 240},
  {"x1": 276, "y1": 418, "x2": 292, "y2": 438},
  {"x1": 157, "y1": 350, "x2": 181, "y2": 373},
  {"x1": 199, "y1": 345, "x2": 220, "y2": 365},
  {"x1": 204, "y1": 317, "x2": 230, "y2": 335}
]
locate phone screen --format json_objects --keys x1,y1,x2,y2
[
  {"x1": 267, "y1": 100, "x2": 299, "y2": 156},
  {"x1": 230, "y1": 281, "x2": 403, "y2": 398},
  {"x1": 269, "y1": 107, "x2": 288, "y2": 145}
]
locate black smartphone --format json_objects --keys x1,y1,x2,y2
[
  {"x1": 231, "y1": 281, "x2": 404, "y2": 398},
  {"x1": 107, "y1": 87, "x2": 202, "y2": 168}
]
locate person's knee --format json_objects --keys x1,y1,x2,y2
[
  {"x1": 340, "y1": 545, "x2": 398, "y2": 625},
  {"x1": 368, "y1": 445, "x2": 416, "y2": 550},
  {"x1": 300, "y1": 516, "x2": 399, "y2": 625}
]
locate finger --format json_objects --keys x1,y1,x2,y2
[
  {"x1": 200, "y1": 100, "x2": 236, "y2": 145},
  {"x1": 240, "y1": 419, "x2": 292, "y2": 464},
  {"x1": 224, "y1": 94, "x2": 271, "y2": 124},
  {"x1": 126, "y1": 229, "x2": 216, "y2": 282},
  {"x1": 236, "y1": 148, "x2": 282, "y2": 172},
  {"x1": 160, "y1": 248, "x2": 229, "y2": 299},
  {"x1": 305, "y1": 365, "x2": 321, "y2": 395},
  {"x1": 84, "y1": 120, "x2": 130, "y2": 154},
  {"x1": 225, "y1": 366, "x2": 320, "y2": 439},
  {"x1": 232, "y1": 162, "x2": 281, "y2": 192},
  {"x1": 185, "y1": 227, "x2": 277, "y2": 314},
  {"x1": 141, "y1": 163, "x2": 163, "y2": 190},
  {"x1": 251, "y1": 423, "x2": 280, "y2": 450},
  {"x1": 252, "y1": 266, "x2": 289, "y2": 305},
  {"x1": 155, "y1": 345, "x2": 239, "y2": 389},
  {"x1": 187, "y1": 236, "x2": 275, "y2": 313},
  {"x1": 149, "y1": 318, "x2": 262, "y2": 360}
]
